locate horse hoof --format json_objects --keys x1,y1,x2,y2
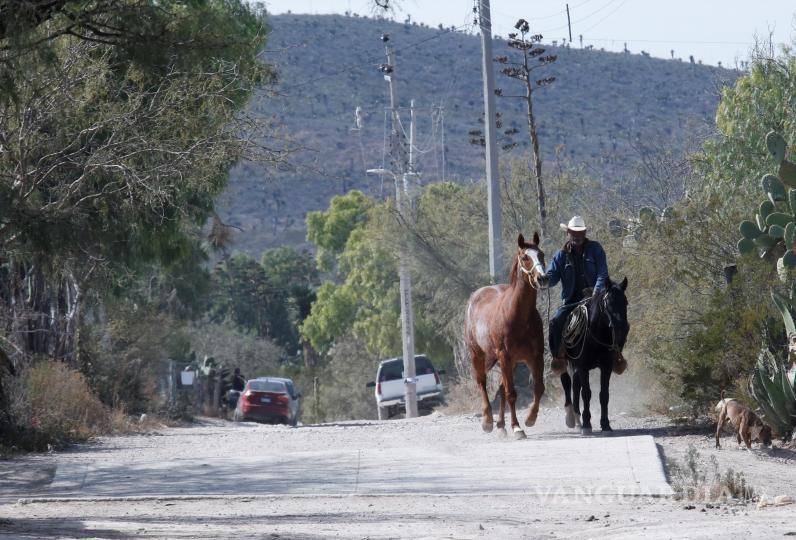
[
  {"x1": 565, "y1": 405, "x2": 576, "y2": 428},
  {"x1": 524, "y1": 414, "x2": 537, "y2": 428},
  {"x1": 482, "y1": 421, "x2": 494, "y2": 433},
  {"x1": 497, "y1": 427, "x2": 508, "y2": 438},
  {"x1": 601, "y1": 422, "x2": 613, "y2": 432},
  {"x1": 613, "y1": 357, "x2": 628, "y2": 375},
  {"x1": 513, "y1": 428, "x2": 527, "y2": 440},
  {"x1": 580, "y1": 426, "x2": 593, "y2": 436}
]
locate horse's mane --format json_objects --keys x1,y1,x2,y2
[{"x1": 587, "y1": 287, "x2": 607, "y2": 322}]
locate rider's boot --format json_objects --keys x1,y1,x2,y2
[{"x1": 550, "y1": 344, "x2": 567, "y2": 376}]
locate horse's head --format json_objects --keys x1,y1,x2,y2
[
  {"x1": 517, "y1": 232, "x2": 549, "y2": 289},
  {"x1": 601, "y1": 276, "x2": 630, "y2": 350}
]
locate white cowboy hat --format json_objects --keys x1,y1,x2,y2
[{"x1": 559, "y1": 215, "x2": 587, "y2": 232}]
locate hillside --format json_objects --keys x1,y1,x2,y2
[{"x1": 217, "y1": 13, "x2": 738, "y2": 255}]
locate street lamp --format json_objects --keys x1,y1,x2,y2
[{"x1": 366, "y1": 168, "x2": 418, "y2": 419}]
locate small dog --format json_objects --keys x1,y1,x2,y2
[{"x1": 714, "y1": 394, "x2": 772, "y2": 449}]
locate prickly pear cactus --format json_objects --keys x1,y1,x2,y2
[
  {"x1": 740, "y1": 132, "x2": 796, "y2": 439},
  {"x1": 738, "y1": 131, "x2": 796, "y2": 275}
]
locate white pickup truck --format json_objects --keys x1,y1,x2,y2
[{"x1": 367, "y1": 355, "x2": 445, "y2": 420}]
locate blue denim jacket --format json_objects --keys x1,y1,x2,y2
[{"x1": 546, "y1": 240, "x2": 609, "y2": 303}]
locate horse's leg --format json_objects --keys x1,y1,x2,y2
[
  {"x1": 599, "y1": 364, "x2": 612, "y2": 432},
  {"x1": 524, "y1": 351, "x2": 545, "y2": 428},
  {"x1": 572, "y1": 368, "x2": 582, "y2": 428},
  {"x1": 471, "y1": 349, "x2": 493, "y2": 432},
  {"x1": 496, "y1": 382, "x2": 507, "y2": 437},
  {"x1": 561, "y1": 372, "x2": 577, "y2": 428},
  {"x1": 498, "y1": 352, "x2": 524, "y2": 439},
  {"x1": 578, "y1": 367, "x2": 593, "y2": 435}
]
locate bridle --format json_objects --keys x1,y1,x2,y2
[
  {"x1": 517, "y1": 251, "x2": 545, "y2": 289},
  {"x1": 596, "y1": 291, "x2": 625, "y2": 353}
]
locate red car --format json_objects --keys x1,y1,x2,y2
[{"x1": 233, "y1": 377, "x2": 301, "y2": 426}]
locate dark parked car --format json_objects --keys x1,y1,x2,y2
[{"x1": 233, "y1": 377, "x2": 301, "y2": 426}]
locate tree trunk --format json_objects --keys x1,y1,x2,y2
[
  {"x1": 525, "y1": 90, "x2": 547, "y2": 238},
  {"x1": 4, "y1": 261, "x2": 86, "y2": 368}
]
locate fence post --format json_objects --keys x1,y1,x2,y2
[
  {"x1": 168, "y1": 359, "x2": 176, "y2": 408},
  {"x1": 313, "y1": 376, "x2": 320, "y2": 422}
]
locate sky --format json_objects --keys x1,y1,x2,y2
[{"x1": 262, "y1": 0, "x2": 795, "y2": 67}]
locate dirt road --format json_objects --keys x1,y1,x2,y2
[{"x1": 1, "y1": 405, "x2": 795, "y2": 539}]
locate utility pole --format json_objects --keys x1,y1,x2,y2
[
  {"x1": 440, "y1": 108, "x2": 446, "y2": 182},
  {"x1": 566, "y1": 4, "x2": 573, "y2": 43},
  {"x1": 380, "y1": 37, "x2": 418, "y2": 418},
  {"x1": 478, "y1": 0, "x2": 502, "y2": 282}
]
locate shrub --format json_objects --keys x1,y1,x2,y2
[
  {"x1": 8, "y1": 362, "x2": 110, "y2": 449},
  {"x1": 650, "y1": 257, "x2": 779, "y2": 412},
  {"x1": 301, "y1": 333, "x2": 378, "y2": 423}
]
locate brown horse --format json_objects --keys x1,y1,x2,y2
[{"x1": 464, "y1": 232, "x2": 550, "y2": 438}]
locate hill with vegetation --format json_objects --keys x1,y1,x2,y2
[{"x1": 218, "y1": 13, "x2": 738, "y2": 255}]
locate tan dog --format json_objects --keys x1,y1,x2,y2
[{"x1": 714, "y1": 396, "x2": 772, "y2": 449}]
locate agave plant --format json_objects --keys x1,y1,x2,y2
[
  {"x1": 749, "y1": 348, "x2": 796, "y2": 441},
  {"x1": 735, "y1": 131, "x2": 796, "y2": 439},
  {"x1": 749, "y1": 288, "x2": 796, "y2": 440}
]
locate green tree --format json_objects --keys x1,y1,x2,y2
[
  {"x1": 211, "y1": 253, "x2": 295, "y2": 350},
  {"x1": 260, "y1": 246, "x2": 319, "y2": 322},
  {"x1": 306, "y1": 190, "x2": 373, "y2": 273},
  {"x1": 0, "y1": 0, "x2": 272, "y2": 369},
  {"x1": 699, "y1": 50, "x2": 796, "y2": 205},
  {"x1": 301, "y1": 190, "x2": 457, "y2": 362}
]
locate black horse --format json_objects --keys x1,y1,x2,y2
[{"x1": 560, "y1": 277, "x2": 629, "y2": 435}]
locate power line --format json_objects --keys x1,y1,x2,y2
[
  {"x1": 489, "y1": 0, "x2": 600, "y2": 22},
  {"x1": 584, "y1": 37, "x2": 755, "y2": 46},
  {"x1": 537, "y1": 0, "x2": 623, "y2": 34},
  {"x1": 483, "y1": 0, "x2": 624, "y2": 37},
  {"x1": 579, "y1": 0, "x2": 628, "y2": 34}
]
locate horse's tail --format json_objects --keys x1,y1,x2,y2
[{"x1": 715, "y1": 388, "x2": 728, "y2": 411}]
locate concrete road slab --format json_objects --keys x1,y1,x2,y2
[{"x1": 40, "y1": 434, "x2": 671, "y2": 499}]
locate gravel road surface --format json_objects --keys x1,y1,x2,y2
[{"x1": 1, "y1": 404, "x2": 794, "y2": 539}]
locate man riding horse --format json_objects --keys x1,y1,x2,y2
[{"x1": 546, "y1": 216, "x2": 627, "y2": 375}]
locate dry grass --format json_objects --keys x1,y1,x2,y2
[
  {"x1": 2, "y1": 361, "x2": 167, "y2": 454},
  {"x1": 439, "y1": 373, "x2": 503, "y2": 416},
  {"x1": 20, "y1": 361, "x2": 109, "y2": 440},
  {"x1": 667, "y1": 445, "x2": 756, "y2": 502}
]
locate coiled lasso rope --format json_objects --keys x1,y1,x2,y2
[{"x1": 563, "y1": 303, "x2": 590, "y2": 360}]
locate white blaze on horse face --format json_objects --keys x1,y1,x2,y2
[{"x1": 523, "y1": 248, "x2": 546, "y2": 276}]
